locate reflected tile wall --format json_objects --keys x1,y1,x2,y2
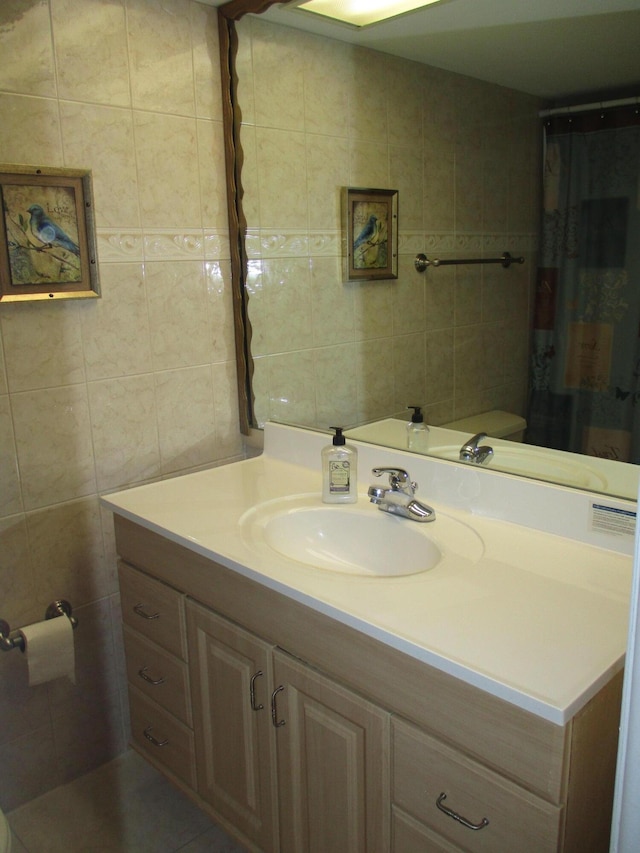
[
  {"x1": 237, "y1": 15, "x2": 541, "y2": 430},
  {"x1": 250, "y1": 17, "x2": 305, "y2": 131},
  {"x1": 0, "y1": 0, "x2": 243, "y2": 812}
]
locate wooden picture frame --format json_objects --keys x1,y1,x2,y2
[
  {"x1": 0, "y1": 164, "x2": 100, "y2": 302},
  {"x1": 343, "y1": 187, "x2": 398, "y2": 281}
]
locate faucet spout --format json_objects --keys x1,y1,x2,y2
[{"x1": 405, "y1": 499, "x2": 436, "y2": 522}]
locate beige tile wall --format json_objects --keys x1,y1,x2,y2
[
  {"x1": 238, "y1": 16, "x2": 542, "y2": 431},
  {"x1": 0, "y1": 0, "x2": 242, "y2": 810}
]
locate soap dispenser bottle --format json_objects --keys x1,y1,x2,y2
[
  {"x1": 322, "y1": 427, "x2": 358, "y2": 504},
  {"x1": 407, "y1": 406, "x2": 430, "y2": 453}
]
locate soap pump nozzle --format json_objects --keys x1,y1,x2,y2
[{"x1": 330, "y1": 426, "x2": 346, "y2": 445}]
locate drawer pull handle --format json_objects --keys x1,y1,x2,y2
[
  {"x1": 143, "y1": 726, "x2": 168, "y2": 747},
  {"x1": 134, "y1": 603, "x2": 160, "y2": 620},
  {"x1": 138, "y1": 666, "x2": 166, "y2": 686},
  {"x1": 271, "y1": 685, "x2": 286, "y2": 728},
  {"x1": 436, "y1": 793, "x2": 489, "y2": 831},
  {"x1": 250, "y1": 670, "x2": 264, "y2": 711}
]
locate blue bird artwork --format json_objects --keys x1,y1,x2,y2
[
  {"x1": 352, "y1": 208, "x2": 388, "y2": 270},
  {"x1": 353, "y1": 214, "x2": 378, "y2": 251},
  {"x1": 27, "y1": 204, "x2": 80, "y2": 256}
]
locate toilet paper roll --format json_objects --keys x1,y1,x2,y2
[{"x1": 19, "y1": 616, "x2": 76, "y2": 686}]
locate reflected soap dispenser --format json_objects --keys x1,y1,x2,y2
[
  {"x1": 407, "y1": 406, "x2": 430, "y2": 453},
  {"x1": 322, "y1": 427, "x2": 358, "y2": 504}
]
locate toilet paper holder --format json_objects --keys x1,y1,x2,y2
[{"x1": 0, "y1": 600, "x2": 78, "y2": 652}]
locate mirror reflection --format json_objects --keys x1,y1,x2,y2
[{"x1": 219, "y1": 0, "x2": 640, "y2": 502}]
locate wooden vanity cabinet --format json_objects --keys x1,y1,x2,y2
[{"x1": 114, "y1": 516, "x2": 622, "y2": 853}]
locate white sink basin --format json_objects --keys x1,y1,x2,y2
[
  {"x1": 430, "y1": 444, "x2": 609, "y2": 491},
  {"x1": 240, "y1": 494, "x2": 484, "y2": 577}
]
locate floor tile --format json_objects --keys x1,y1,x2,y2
[
  {"x1": 8, "y1": 832, "x2": 28, "y2": 853},
  {"x1": 179, "y1": 824, "x2": 249, "y2": 852},
  {"x1": 7, "y1": 750, "x2": 246, "y2": 853}
]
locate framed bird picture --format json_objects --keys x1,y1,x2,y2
[
  {"x1": 0, "y1": 164, "x2": 100, "y2": 302},
  {"x1": 343, "y1": 187, "x2": 398, "y2": 282}
]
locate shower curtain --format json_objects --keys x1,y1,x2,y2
[{"x1": 527, "y1": 107, "x2": 640, "y2": 463}]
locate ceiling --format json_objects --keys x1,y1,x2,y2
[{"x1": 212, "y1": 0, "x2": 640, "y2": 104}]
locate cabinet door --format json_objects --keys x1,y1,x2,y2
[
  {"x1": 273, "y1": 649, "x2": 390, "y2": 853},
  {"x1": 186, "y1": 600, "x2": 278, "y2": 853}
]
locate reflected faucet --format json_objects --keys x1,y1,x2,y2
[
  {"x1": 368, "y1": 467, "x2": 435, "y2": 522},
  {"x1": 459, "y1": 433, "x2": 494, "y2": 464}
]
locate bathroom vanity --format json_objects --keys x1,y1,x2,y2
[{"x1": 103, "y1": 423, "x2": 633, "y2": 853}]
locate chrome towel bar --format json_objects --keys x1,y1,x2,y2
[
  {"x1": 0, "y1": 600, "x2": 78, "y2": 652},
  {"x1": 414, "y1": 251, "x2": 524, "y2": 271}
]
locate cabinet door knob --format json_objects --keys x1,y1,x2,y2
[
  {"x1": 143, "y1": 726, "x2": 169, "y2": 747},
  {"x1": 436, "y1": 792, "x2": 489, "y2": 831},
  {"x1": 250, "y1": 670, "x2": 264, "y2": 710},
  {"x1": 271, "y1": 685, "x2": 286, "y2": 727},
  {"x1": 133, "y1": 603, "x2": 160, "y2": 620},
  {"x1": 138, "y1": 666, "x2": 166, "y2": 686}
]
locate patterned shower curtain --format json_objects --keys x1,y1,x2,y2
[{"x1": 527, "y1": 107, "x2": 640, "y2": 464}]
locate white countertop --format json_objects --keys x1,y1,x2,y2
[{"x1": 102, "y1": 422, "x2": 634, "y2": 725}]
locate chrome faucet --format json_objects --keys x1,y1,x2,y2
[
  {"x1": 368, "y1": 467, "x2": 435, "y2": 522},
  {"x1": 459, "y1": 432, "x2": 494, "y2": 464}
]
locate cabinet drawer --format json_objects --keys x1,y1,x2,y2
[
  {"x1": 123, "y1": 626, "x2": 191, "y2": 726},
  {"x1": 129, "y1": 685, "x2": 196, "y2": 789},
  {"x1": 119, "y1": 561, "x2": 186, "y2": 660},
  {"x1": 392, "y1": 717, "x2": 562, "y2": 853},
  {"x1": 392, "y1": 806, "x2": 462, "y2": 853}
]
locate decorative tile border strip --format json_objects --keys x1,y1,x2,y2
[
  {"x1": 143, "y1": 229, "x2": 206, "y2": 261},
  {"x1": 245, "y1": 230, "x2": 309, "y2": 259},
  {"x1": 96, "y1": 229, "x2": 230, "y2": 263},
  {"x1": 95, "y1": 230, "x2": 144, "y2": 263},
  {"x1": 204, "y1": 231, "x2": 230, "y2": 260}
]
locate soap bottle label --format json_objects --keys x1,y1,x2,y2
[{"x1": 329, "y1": 460, "x2": 350, "y2": 493}]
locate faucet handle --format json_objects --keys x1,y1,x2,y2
[
  {"x1": 460, "y1": 432, "x2": 491, "y2": 462},
  {"x1": 371, "y1": 467, "x2": 417, "y2": 493},
  {"x1": 461, "y1": 432, "x2": 487, "y2": 451}
]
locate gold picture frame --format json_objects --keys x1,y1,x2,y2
[
  {"x1": 343, "y1": 187, "x2": 398, "y2": 281},
  {"x1": 0, "y1": 164, "x2": 100, "y2": 302}
]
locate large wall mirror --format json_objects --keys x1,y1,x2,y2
[{"x1": 217, "y1": 0, "x2": 640, "y2": 502}]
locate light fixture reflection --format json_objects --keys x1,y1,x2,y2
[{"x1": 292, "y1": 0, "x2": 444, "y2": 28}]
